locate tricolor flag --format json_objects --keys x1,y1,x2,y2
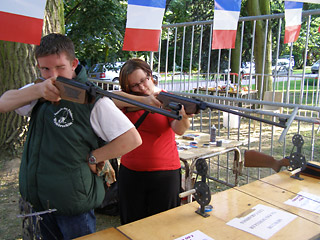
[
  {"x1": 123, "y1": 0, "x2": 166, "y2": 52},
  {"x1": 284, "y1": 1, "x2": 303, "y2": 44},
  {"x1": 212, "y1": 0, "x2": 242, "y2": 49},
  {"x1": 0, "y1": 0, "x2": 46, "y2": 45},
  {"x1": 285, "y1": 0, "x2": 319, "y2": 3}
]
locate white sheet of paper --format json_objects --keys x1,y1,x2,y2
[
  {"x1": 226, "y1": 204, "x2": 297, "y2": 240},
  {"x1": 284, "y1": 191, "x2": 320, "y2": 214},
  {"x1": 174, "y1": 230, "x2": 214, "y2": 240}
]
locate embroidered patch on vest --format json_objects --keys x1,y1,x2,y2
[{"x1": 54, "y1": 107, "x2": 74, "y2": 128}]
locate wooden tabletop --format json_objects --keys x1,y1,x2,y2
[
  {"x1": 117, "y1": 186, "x2": 320, "y2": 240},
  {"x1": 235, "y1": 170, "x2": 320, "y2": 224},
  {"x1": 177, "y1": 131, "x2": 243, "y2": 161},
  {"x1": 75, "y1": 227, "x2": 128, "y2": 240}
]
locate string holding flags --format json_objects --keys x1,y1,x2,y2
[
  {"x1": 0, "y1": 0, "x2": 47, "y2": 45},
  {"x1": 211, "y1": 0, "x2": 242, "y2": 50},
  {"x1": 284, "y1": 1, "x2": 303, "y2": 44},
  {"x1": 123, "y1": 0, "x2": 166, "y2": 52}
]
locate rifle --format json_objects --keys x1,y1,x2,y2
[
  {"x1": 36, "y1": 77, "x2": 182, "y2": 120},
  {"x1": 244, "y1": 150, "x2": 320, "y2": 179},
  {"x1": 156, "y1": 91, "x2": 286, "y2": 128},
  {"x1": 244, "y1": 134, "x2": 319, "y2": 180},
  {"x1": 244, "y1": 150, "x2": 289, "y2": 172}
]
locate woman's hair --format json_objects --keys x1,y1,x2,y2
[
  {"x1": 119, "y1": 58, "x2": 156, "y2": 93},
  {"x1": 35, "y1": 33, "x2": 76, "y2": 62}
]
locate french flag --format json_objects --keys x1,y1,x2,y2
[
  {"x1": 212, "y1": 0, "x2": 241, "y2": 49},
  {"x1": 284, "y1": 1, "x2": 303, "y2": 44},
  {"x1": 0, "y1": 0, "x2": 46, "y2": 45},
  {"x1": 123, "y1": 0, "x2": 166, "y2": 52}
]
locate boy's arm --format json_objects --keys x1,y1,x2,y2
[
  {"x1": 0, "y1": 78, "x2": 60, "y2": 113},
  {"x1": 91, "y1": 127, "x2": 141, "y2": 162},
  {"x1": 88, "y1": 127, "x2": 142, "y2": 174}
]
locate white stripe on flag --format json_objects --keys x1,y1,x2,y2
[
  {"x1": 213, "y1": 10, "x2": 240, "y2": 30},
  {"x1": 126, "y1": 4, "x2": 165, "y2": 30},
  {"x1": 0, "y1": 0, "x2": 46, "y2": 19},
  {"x1": 285, "y1": 8, "x2": 302, "y2": 27},
  {"x1": 285, "y1": 0, "x2": 319, "y2": 3}
]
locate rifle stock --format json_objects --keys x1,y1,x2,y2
[
  {"x1": 157, "y1": 91, "x2": 205, "y2": 115},
  {"x1": 244, "y1": 150, "x2": 289, "y2": 172}
]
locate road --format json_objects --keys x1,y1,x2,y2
[{"x1": 158, "y1": 73, "x2": 318, "y2": 92}]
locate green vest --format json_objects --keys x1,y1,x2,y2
[{"x1": 19, "y1": 66, "x2": 105, "y2": 215}]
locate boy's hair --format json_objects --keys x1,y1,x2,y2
[
  {"x1": 119, "y1": 58, "x2": 155, "y2": 93},
  {"x1": 35, "y1": 33, "x2": 76, "y2": 61}
]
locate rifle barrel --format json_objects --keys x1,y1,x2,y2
[
  {"x1": 205, "y1": 102, "x2": 286, "y2": 128},
  {"x1": 95, "y1": 88, "x2": 182, "y2": 120}
]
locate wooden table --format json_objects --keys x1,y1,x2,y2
[
  {"x1": 78, "y1": 170, "x2": 320, "y2": 240},
  {"x1": 75, "y1": 227, "x2": 128, "y2": 240},
  {"x1": 177, "y1": 131, "x2": 244, "y2": 202},
  {"x1": 235, "y1": 171, "x2": 320, "y2": 224}
]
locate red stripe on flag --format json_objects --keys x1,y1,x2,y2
[
  {"x1": 0, "y1": 11, "x2": 43, "y2": 45},
  {"x1": 211, "y1": 30, "x2": 237, "y2": 49},
  {"x1": 318, "y1": 25, "x2": 320, "y2": 33},
  {"x1": 284, "y1": 25, "x2": 301, "y2": 44},
  {"x1": 123, "y1": 28, "x2": 161, "y2": 52}
]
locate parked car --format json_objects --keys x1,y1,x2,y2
[
  {"x1": 311, "y1": 60, "x2": 319, "y2": 74},
  {"x1": 272, "y1": 59, "x2": 291, "y2": 75},
  {"x1": 88, "y1": 63, "x2": 121, "y2": 82},
  {"x1": 223, "y1": 62, "x2": 255, "y2": 74},
  {"x1": 240, "y1": 62, "x2": 255, "y2": 74},
  {"x1": 88, "y1": 63, "x2": 123, "y2": 90},
  {"x1": 279, "y1": 55, "x2": 295, "y2": 70}
]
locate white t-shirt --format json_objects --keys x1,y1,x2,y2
[{"x1": 15, "y1": 94, "x2": 134, "y2": 142}]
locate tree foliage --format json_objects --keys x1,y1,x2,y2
[{"x1": 64, "y1": 0, "x2": 130, "y2": 68}]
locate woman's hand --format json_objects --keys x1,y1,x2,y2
[
  {"x1": 144, "y1": 92, "x2": 162, "y2": 108},
  {"x1": 171, "y1": 105, "x2": 192, "y2": 135}
]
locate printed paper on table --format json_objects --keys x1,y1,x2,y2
[
  {"x1": 226, "y1": 204, "x2": 297, "y2": 239},
  {"x1": 284, "y1": 191, "x2": 320, "y2": 214}
]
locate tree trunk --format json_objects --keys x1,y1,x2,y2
[
  {"x1": 247, "y1": 0, "x2": 272, "y2": 99},
  {"x1": 0, "y1": 0, "x2": 64, "y2": 152}
]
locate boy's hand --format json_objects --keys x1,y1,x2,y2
[{"x1": 36, "y1": 77, "x2": 61, "y2": 102}]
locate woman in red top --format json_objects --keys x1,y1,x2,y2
[{"x1": 117, "y1": 58, "x2": 191, "y2": 224}]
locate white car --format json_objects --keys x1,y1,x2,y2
[
  {"x1": 88, "y1": 63, "x2": 121, "y2": 82},
  {"x1": 223, "y1": 62, "x2": 255, "y2": 74},
  {"x1": 240, "y1": 62, "x2": 255, "y2": 74},
  {"x1": 272, "y1": 59, "x2": 291, "y2": 75}
]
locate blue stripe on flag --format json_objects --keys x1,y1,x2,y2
[
  {"x1": 214, "y1": 0, "x2": 241, "y2": 12},
  {"x1": 285, "y1": 1, "x2": 303, "y2": 9},
  {"x1": 128, "y1": 0, "x2": 166, "y2": 9}
]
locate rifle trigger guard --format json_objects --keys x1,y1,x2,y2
[{"x1": 85, "y1": 81, "x2": 97, "y2": 103}]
